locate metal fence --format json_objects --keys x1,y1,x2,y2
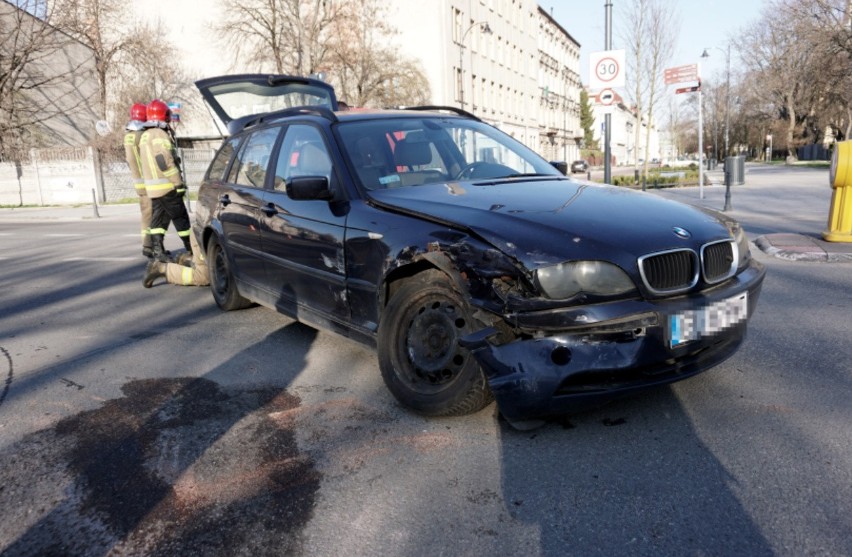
[{"x1": 99, "y1": 146, "x2": 216, "y2": 203}]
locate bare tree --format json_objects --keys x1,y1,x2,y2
[
  {"x1": 786, "y1": 0, "x2": 852, "y2": 141},
  {"x1": 48, "y1": 0, "x2": 139, "y2": 122},
  {"x1": 620, "y1": 0, "x2": 678, "y2": 175},
  {"x1": 213, "y1": 0, "x2": 349, "y2": 75},
  {"x1": 0, "y1": 0, "x2": 97, "y2": 158},
  {"x1": 735, "y1": 1, "x2": 825, "y2": 160},
  {"x1": 48, "y1": 0, "x2": 189, "y2": 150},
  {"x1": 212, "y1": 0, "x2": 430, "y2": 108},
  {"x1": 328, "y1": 1, "x2": 430, "y2": 107}
]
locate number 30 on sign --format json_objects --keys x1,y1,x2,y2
[{"x1": 589, "y1": 49, "x2": 626, "y2": 90}]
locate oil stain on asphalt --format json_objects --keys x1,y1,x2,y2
[{"x1": 0, "y1": 378, "x2": 321, "y2": 556}]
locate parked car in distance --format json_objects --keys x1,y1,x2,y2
[
  {"x1": 571, "y1": 159, "x2": 589, "y2": 173},
  {"x1": 194, "y1": 74, "x2": 766, "y2": 427}
]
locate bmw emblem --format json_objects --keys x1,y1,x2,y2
[{"x1": 672, "y1": 227, "x2": 691, "y2": 239}]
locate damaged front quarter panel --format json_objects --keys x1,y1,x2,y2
[{"x1": 460, "y1": 270, "x2": 763, "y2": 423}]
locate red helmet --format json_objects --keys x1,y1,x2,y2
[
  {"x1": 147, "y1": 99, "x2": 171, "y2": 123},
  {"x1": 130, "y1": 103, "x2": 147, "y2": 121}
]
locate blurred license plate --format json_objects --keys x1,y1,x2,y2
[{"x1": 669, "y1": 292, "x2": 748, "y2": 347}]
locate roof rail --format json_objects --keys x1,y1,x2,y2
[
  {"x1": 230, "y1": 105, "x2": 338, "y2": 134},
  {"x1": 400, "y1": 105, "x2": 481, "y2": 121}
]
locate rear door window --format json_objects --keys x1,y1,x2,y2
[{"x1": 228, "y1": 127, "x2": 282, "y2": 188}]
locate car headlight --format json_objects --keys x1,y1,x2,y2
[
  {"x1": 730, "y1": 221, "x2": 751, "y2": 270},
  {"x1": 534, "y1": 260, "x2": 637, "y2": 300}
]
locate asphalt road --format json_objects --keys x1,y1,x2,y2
[{"x1": 1, "y1": 164, "x2": 850, "y2": 555}]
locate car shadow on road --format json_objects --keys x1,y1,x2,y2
[
  {"x1": 494, "y1": 385, "x2": 775, "y2": 555},
  {"x1": 0, "y1": 321, "x2": 322, "y2": 555}
]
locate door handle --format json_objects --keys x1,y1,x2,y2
[
  {"x1": 219, "y1": 194, "x2": 231, "y2": 206},
  {"x1": 261, "y1": 203, "x2": 278, "y2": 217}
]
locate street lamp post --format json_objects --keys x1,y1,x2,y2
[
  {"x1": 702, "y1": 45, "x2": 732, "y2": 211},
  {"x1": 459, "y1": 21, "x2": 492, "y2": 113}
]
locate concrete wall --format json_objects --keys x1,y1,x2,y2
[
  {"x1": 0, "y1": 147, "x2": 215, "y2": 207},
  {"x1": 0, "y1": 148, "x2": 99, "y2": 206}
]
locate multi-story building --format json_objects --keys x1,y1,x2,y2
[
  {"x1": 537, "y1": 7, "x2": 582, "y2": 163},
  {"x1": 385, "y1": 0, "x2": 581, "y2": 161}
]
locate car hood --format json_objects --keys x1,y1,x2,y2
[{"x1": 367, "y1": 178, "x2": 732, "y2": 270}]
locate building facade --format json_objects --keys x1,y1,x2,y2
[
  {"x1": 0, "y1": 0, "x2": 99, "y2": 156},
  {"x1": 537, "y1": 7, "x2": 582, "y2": 163},
  {"x1": 385, "y1": 0, "x2": 581, "y2": 161}
]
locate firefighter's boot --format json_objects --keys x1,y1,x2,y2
[
  {"x1": 143, "y1": 260, "x2": 167, "y2": 288},
  {"x1": 181, "y1": 235, "x2": 193, "y2": 255},
  {"x1": 142, "y1": 232, "x2": 154, "y2": 259},
  {"x1": 150, "y1": 234, "x2": 170, "y2": 263}
]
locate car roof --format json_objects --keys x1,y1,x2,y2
[{"x1": 229, "y1": 106, "x2": 481, "y2": 135}]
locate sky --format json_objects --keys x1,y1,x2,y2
[{"x1": 548, "y1": 0, "x2": 769, "y2": 87}]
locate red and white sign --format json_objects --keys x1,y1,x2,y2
[
  {"x1": 665, "y1": 64, "x2": 698, "y2": 85},
  {"x1": 675, "y1": 80, "x2": 701, "y2": 95},
  {"x1": 590, "y1": 50, "x2": 625, "y2": 89},
  {"x1": 599, "y1": 88, "x2": 616, "y2": 106}
]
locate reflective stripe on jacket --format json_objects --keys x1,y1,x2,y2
[
  {"x1": 140, "y1": 127, "x2": 184, "y2": 199},
  {"x1": 123, "y1": 130, "x2": 146, "y2": 196}
]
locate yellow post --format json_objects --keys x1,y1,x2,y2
[{"x1": 823, "y1": 140, "x2": 852, "y2": 242}]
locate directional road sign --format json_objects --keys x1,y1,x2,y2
[{"x1": 665, "y1": 64, "x2": 698, "y2": 85}]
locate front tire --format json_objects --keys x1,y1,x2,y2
[
  {"x1": 377, "y1": 270, "x2": 493, "y2": 416},
  {"x1": 207, "y1": 236, "x2": 251, "y2": 311}
]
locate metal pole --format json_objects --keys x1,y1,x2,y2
[
  {"x1": 604, "y1": 0, "x2": 612, "y2": 185},
  {"x1": 724, "y1": 45, "x2": 731, "y2": 157},
  {"x1": 723, "y1": 44, "x2": 732, "y2": 211},
  {"x1": 91, "y1": 188, "x2": 100, "y2": 218},
  {"x1": 698, "y1": 83, "x2": 704, "y2": 199}
]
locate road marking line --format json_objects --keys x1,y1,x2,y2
[{"x1": 45, "y1": 233, "x2": 85, "y2": 237}]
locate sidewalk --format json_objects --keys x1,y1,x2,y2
[
  {"x1": 634, "y1": 163, "x2": 852, "y2": 263},
  {"x1": 3, "y1": 167, "x2": 852, "y2": 263},
  {"x1": 0, "y1": 203, "x2": 141, "y2": 222}
]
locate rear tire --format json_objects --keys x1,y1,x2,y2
[
  {"x1": 377, "y1": 270, "x2": 493, "y2": 416},
  {"x1": 207, "y1": 236, "x2": 251, "y2": 311}
]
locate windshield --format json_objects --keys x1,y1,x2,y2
[{"x1": 336, "y1": 117, "x2": 561, "y2": 191}]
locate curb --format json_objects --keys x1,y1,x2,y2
[{"x1": 754, "y1": 234, "x2": 852, "y2": 263}]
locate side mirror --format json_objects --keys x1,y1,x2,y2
[
  {"x1": 286, "y1": 176, "x2": 333, "y2": 201},
  {"x1": 550, "y1": 161, "x2": 568, "y2": 175}
]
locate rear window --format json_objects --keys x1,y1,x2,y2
[{"x1": 206, "y1": 136, "x2": 242, "y2": 181}]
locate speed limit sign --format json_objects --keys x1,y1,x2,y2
[{"x1": 590, "y1": 50, "x2": 625, "y2": 89}]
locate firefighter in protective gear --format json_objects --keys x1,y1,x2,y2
[
  {"x1": 140, "y1": 99, "x2": 192, "y2": 261},
  {"x1": 124, "y1": 103, "x2": 155, "y2": 258},
  {"x1": 143, "y1": 226, "x2": 209, "y2": 288}
]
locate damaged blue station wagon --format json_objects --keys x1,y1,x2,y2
[{"x1": 194, "y1": 75, "x2": 765, "y2": 426}]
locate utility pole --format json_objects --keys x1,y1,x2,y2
[{"x1": 604, "y1": 0, "x2": 612, "y2": 185}]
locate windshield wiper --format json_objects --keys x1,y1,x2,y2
[{"x1": 504, "y1": 173, "x2": 562, "y2": 178}]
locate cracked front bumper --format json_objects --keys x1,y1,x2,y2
[{"x1": 466, "y1": 262, "x2": 765, "y2": 422}]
